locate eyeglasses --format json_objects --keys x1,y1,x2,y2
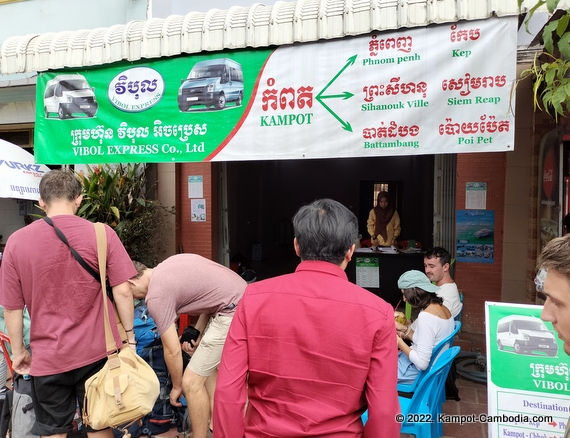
[{"x1": 534, "y1": 268, "x2": 547, "y2": 293}]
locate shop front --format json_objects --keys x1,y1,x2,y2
[{"x1": 1, "y1": 2, "x2": 526, "y2": 333}]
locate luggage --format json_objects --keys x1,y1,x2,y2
[
  {"x1": 113, "y1": 304, "x2": 187, "y2": 438},
  {"x1": 0, "y1": 373, "x2": 40, "y2": 438},
  {"x1": 0, "y1": 334, "x2": 40, "y2": 438},
  {"x1": 12, "y1": 374, "x2": 39, "y2": 438}
]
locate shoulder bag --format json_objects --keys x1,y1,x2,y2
[{"x1": 82, "y1": 223, "x2": 160, "y2": 433}]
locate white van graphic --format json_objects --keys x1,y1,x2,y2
[
  {"x1": 44, "y1": 74, "x2": 98, "y2": 119},
  {"x1": 496, "y1": 315, "x2": 558, "y2": 357},
  {"x1": 177, "y1": 58, "x2": 244, "y2": 111}
]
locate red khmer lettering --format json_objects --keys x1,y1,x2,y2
[
  {"x1": 369, "y1": 34, "x2": 413, "y2": 56},
  {"x1": 441, "y1": 73, "x2": 507, "y2": 97},
  {"x1": 363, "y1": 78, "x2": 427, "y2": 102},
  {"x1": 438, "y1": 115, "x2": 509, "y2": 135},
  {"x1": 363, "y1": 121, "x2": 420, "y2": 139},
  {"x1": 450, "y1": 24, "x2": 481, "y2": 42},
  {"x1": 262, "y1": 78, "x2": 313, "y2": 111}
]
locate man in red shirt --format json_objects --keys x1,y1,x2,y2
[{"x1": 214, "y1": 198, "x2": 400, "y2": 437}]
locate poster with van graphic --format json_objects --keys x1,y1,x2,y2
[
  {"x1": 33, "y1": 16, "x2": 517, "y2": 164},
  {"x1": 486, "y1": 302, "x2": 570, "y2": 437}
]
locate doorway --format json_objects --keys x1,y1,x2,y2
[{"x1": 225, "y1": 155, "x2": 435, "y2": 281}]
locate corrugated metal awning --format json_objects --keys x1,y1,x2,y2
[{"x1": 1, "y1": 0, "x2": 527, "y2": 75}]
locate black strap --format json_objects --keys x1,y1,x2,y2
[{"x1": 42, "y1": 216, "x2": 100, "y2": 283}]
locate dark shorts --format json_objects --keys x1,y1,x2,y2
[{"x1": 31, "y1": 357, "x2": 107, "y2": 436}]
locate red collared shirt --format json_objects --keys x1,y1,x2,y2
[{"x1": 214, "y1": 260, "x2": 400, "y2": 437}]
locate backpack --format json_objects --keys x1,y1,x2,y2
[
  {"x1": 113, "y1": 304, "x2": 186, "y2": 438},
  {"x1": 134, "y1": 304, "x2": 161, "y2": 357},
  {"x1": 0, "y1": 355, "x2": 84, "y2": 438},
  {"x1": 0, "y1": 373, "x2": 40, "y2": 438}
]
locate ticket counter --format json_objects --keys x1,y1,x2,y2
[{"x1": 346, "y1": 249, "x2": 424, "y2": 307}]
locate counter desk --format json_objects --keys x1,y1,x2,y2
[{"x1": 346, "y1": 248, "x2": 425, "y2": 308}]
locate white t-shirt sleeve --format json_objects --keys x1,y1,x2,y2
[{"x1": 437, "y1": 283, "x2": 462, "y2": 317}]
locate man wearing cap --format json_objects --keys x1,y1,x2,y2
[{"x1": 395, "y1": 270, "x2": 454, "y2": 384}]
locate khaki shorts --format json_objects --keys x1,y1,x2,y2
[{"x1": 188, "y1": 313, "x2": 233, "y2": 376}]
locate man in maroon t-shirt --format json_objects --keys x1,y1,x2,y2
[{"x1": 0, "y1": 169, "x2": 136, "y2": 438}]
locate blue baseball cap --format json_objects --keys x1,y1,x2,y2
[{"x1": 398, "y1": 270, "x2": 439, "y2": 293}]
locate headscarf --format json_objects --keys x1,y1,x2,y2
[{"x1": 374, "y1": 191, "x2": 395, "y2": 241}]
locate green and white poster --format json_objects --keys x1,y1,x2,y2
[
  {"x1": 34, "y1": 16, "x2": 517, "y2": 164},
  {"x1": 486, "y1": 302, "x2": 570, "y2": 438},
  {"x1": 355, "y1": 256, "x2": 380, "y2": 289}
]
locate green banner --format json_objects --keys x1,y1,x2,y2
[
  {"x1": 35, "y1": 50, "x2": 272, "y2": 164},
  {"x1": 34, "y1": 17, "x2": 517, "y2": 164}
]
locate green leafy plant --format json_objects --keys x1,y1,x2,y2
[
  {"x1": 519, "y1": 1, "x2": 570, "y2": 120},
  {"x1": 76, "y1": 164, "x2": 175, "y2": 267}
]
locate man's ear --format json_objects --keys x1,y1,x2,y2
[
  {"x1": 345, "y1": 243, "x2": 356, "y2": 262},
  {"x1": 294, "y1": 237, "x2": 301, "y2": 257},
  {"x1": 38, "y1": 198, "x2": 47, "y2": 211},
  {"x1": 443, "y1": 262, "x2": 450, "y2": 273},
  {"x1": 75, "y1": 194, "x2": 83, "y2": 207}
]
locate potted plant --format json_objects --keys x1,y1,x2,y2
[{"x1": 77, "y1": 164, "x2": 175, "y2": 267}]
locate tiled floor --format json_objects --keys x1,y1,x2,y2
[
  {"x1": 157, "y1": 375, "x2": 490, "y2": 438},
  {"x1": 441, "y1": 375, "x2": 488, "y2": 438}
]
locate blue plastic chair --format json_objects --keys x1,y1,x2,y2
[
  {"x1": 397, "y1": 320, "x2": 461, "y2": 394},
  {"x1": 362, "y1": 347, "x2": 460, "y2": 437},
  {"x1": 399, "y1": 347, "x2": 461, "y2": 437}
]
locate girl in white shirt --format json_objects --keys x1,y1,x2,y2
[{"x1": 395, "y1": 270, "x2": 454, "y2": 384}]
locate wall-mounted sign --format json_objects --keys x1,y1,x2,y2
[
  {"x1": 34, "y1": 16, "x2": 517, "y2": 164},
  {"x1": 466, "y1": 182, "x2": 487, "y2": 209},
  {"x1": 191, "y1": 199, "x2": 206, "y2": 222},
  {"x1": 188, "y1": 175, "x2": 204, "y2": 199}
]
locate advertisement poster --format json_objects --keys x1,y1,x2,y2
[
  {"x1": 456, "y1": 209, "x2": 494, "y2": 263},
  {"x1": 34, "y1": 17, "x2": 517, "y2": 164},
  {"x1": 191, "y1": 199, "x2": 206, "y2": 222},
  {"x1": 486, "y1": 302, "x2": 570, "y2": 438}
]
